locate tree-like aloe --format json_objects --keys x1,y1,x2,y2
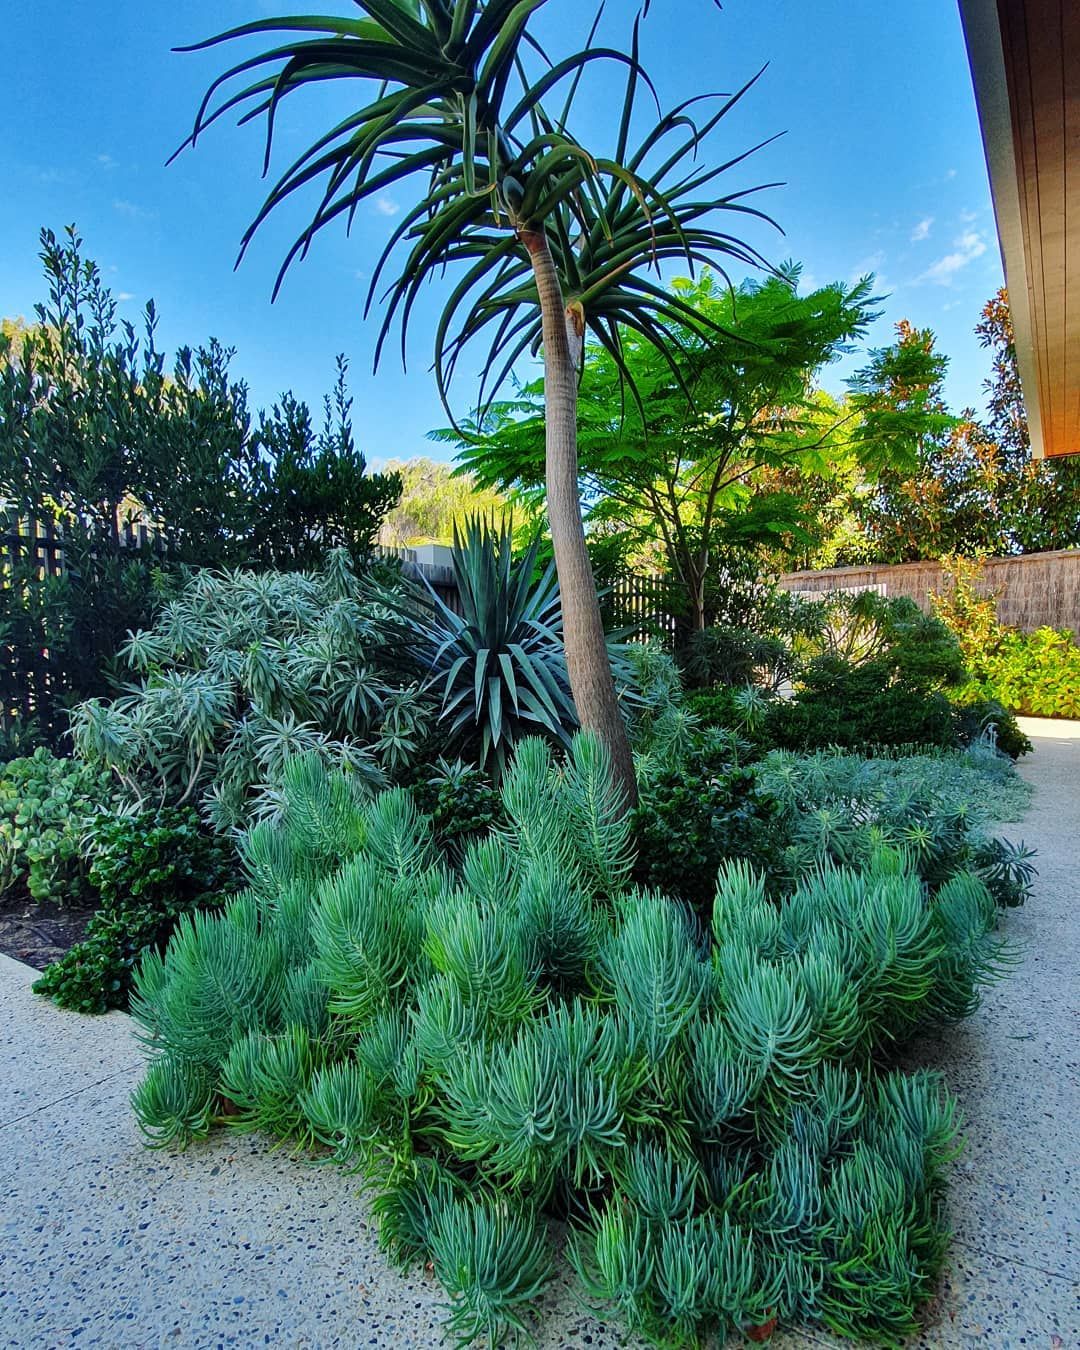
[{"x1": 172, "y1": 0, "x2": 778, "y2": 804}]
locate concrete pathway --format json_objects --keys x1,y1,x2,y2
[{"x1": 0, "y1": 722, "x2": 1077, "y2": 1349}]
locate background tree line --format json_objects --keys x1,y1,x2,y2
[
  {"x1": 4, "y1": 224, "x2": 1076, "y2": 752},
  {"x1": 0, "y1": 227, "x2": 401, "y2": 747},
  {"x1": 447, "y1": 272, "x2": 1079, "y2": 634}
]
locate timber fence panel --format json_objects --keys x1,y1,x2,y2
[{"x1": 778, "y1": 549, "x2": 1080, "y2": 636}]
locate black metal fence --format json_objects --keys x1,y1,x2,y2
[{"x1": 0, "y1": 513, "x2": 165, "y2": 749}]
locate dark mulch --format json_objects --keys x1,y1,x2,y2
[{"x1": 0, "y1": 891, "x2": 95, "y2": 973}]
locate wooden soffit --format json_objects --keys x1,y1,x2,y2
[{"x1": 959, "y1": 0, "x2": 1080, "y2": 458}]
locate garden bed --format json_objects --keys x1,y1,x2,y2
[{"x1": 0, "y1": 891, "x2": 92, "y2": 971}]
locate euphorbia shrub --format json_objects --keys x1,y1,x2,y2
[{"x1": 130, "y1": 737, "x2": 1011, "y2": 1346}]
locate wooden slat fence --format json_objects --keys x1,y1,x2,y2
[{"x1": 389, "y1": 554, "x2": 464, "y2": 617}]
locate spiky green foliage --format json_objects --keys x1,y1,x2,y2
[
  {"x1": 755, "y1": 746, "x2": 1036, "y2": 899},
  {"x1": 70, "y1": 551, "x2": 431, "y2": 830},
  {"x1": 130, "y1": 734, "x2": 1017, "y2": 1347},
  {"x1": 173, "y1": 1, "x2": 775, "y2": 418},
  {"x1": 389, "y1": 517, "x2": 578, "y2": 776}
]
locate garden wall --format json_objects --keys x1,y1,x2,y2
[{"x1": 778, "y1": 548, "x2": 1080, "y2": 635}]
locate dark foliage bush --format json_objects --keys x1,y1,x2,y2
[
  {"x1": 408, "y1": 760, "x2": 505, "y2": 857},
  {"x1": 951, "y1": 696, "x2": 1031, "y2": 760},
  {"x1": 766, "y1": 656, "x2": 960, "y2": 754},
  {"x1": 842, "y1": 594, "x2": 966, "y2": 693},
  {"x1": 33, "y1": 808, "x2": 238, "y2": 1014},
  {"x1": 632, "y1": 744, "x2": 782, "y2": 911},
  {"x1": 679, "y1": 625, "x2": 793, "y2": 691},
  {"x1": 683, "y1": 685, "x2": 774, "y2": 754},
  {"x1": 684, "y1": 683, "x2": 743, "y2": 725}
]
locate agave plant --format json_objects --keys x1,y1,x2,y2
[
  {"x1": 399, "y1": 517, "x2": 577, "y2": 776},
  {"x1": 172, "y1": 0, "x2": 779, "y2": 804}
]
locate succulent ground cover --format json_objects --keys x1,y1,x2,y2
[{"x1": 130, "y1": 735, "x2": 1013, "y2": 1347}]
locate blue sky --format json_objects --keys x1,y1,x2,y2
[{"x1": 3, "y1": 0, "x2": 1004, "y2": 465}]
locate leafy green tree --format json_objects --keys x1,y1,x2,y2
[
  {"x1": 248, "y1": 357, "x2": 402, "y2": 569},
  {"x1": 173, "y1": 0, "x2": 777, "y2": 802},
  {"x1": 379, "y1": 457, "x2": 509, "y2": 549},
  {"x1": 0, "y1": 228, "x2": 401, "y2": 748},
  {"x1": 0, "y1": 228, "x2": 255, "y2": 743},
  {"x1": 449, "y1": 269, "x2": 939, "y2": 630},
  {"x1": 974, "y1": 289, "x2": 1080, "y2": 553},
  {"x1": 839, "y1": 296, "x2": 1080, "y2": 563},
  {"x1": 1, "y1": 227, "x2": 257, "y2": 564}
]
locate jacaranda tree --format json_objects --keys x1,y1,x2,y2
[{"x1": 174, "y1": 0, "x2": 777, "y2": 803}]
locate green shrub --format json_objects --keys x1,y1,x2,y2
[
  {"x1": 679, "y1": 625, "x2": 794, "y2": 691},
  {"x1": 967, "y1": 627, "x2": 1080, "y2": 719},
  {"x1": 933, "y1": 557, "x2": 1080, "y2": 719},
  {"x1": 755, "y1": 747, "x2": 1034, "y2": 900},
  {"x1": 70, "y1": 551, "x2": 433, "y2": 831},
  {"x1": 632, "y1": 745, "x2": 780, "y2": 912},
  {"x1": 678, "y1": 593, "x2": 984, "y2": 759},
  {"x1": 408, "y1": 759, "x2": 505, "y2": 857},
  {"x1": 951, "y1": 695, "x2": 1031, "y2": 759},
  {"x1": 802, "y1": 592, "x2": 966, "y2": 693},
  {"x1": 767, "y1": 656, "x2": 960, "y2": 754},
  {"x1": 684, "y1": 684, "x2": 774, "y2": 751},
  {"x1": 0, "y1": 748, "x2": 122, "y2": 906},
  {"x1": 129, "y1": 738, "x2": 1013, "y2": 1347},
  {"x1": 33, "y1": 807, "x2": 238, "y2": 1013}
]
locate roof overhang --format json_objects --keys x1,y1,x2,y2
[{"x1": 958, "y1": 0, "x2": 1080, "y2": 458}]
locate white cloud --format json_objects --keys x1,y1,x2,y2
[
  {"x1": 916, "y1": 229, "x2": 988, "y2": 285},
  {"x1": 374, "y1": 195, "x2": 400, "y2": 217},
  {"x1": 113, "y1": 198, "x2": 154, "y2": 220},
  {"x1": 116, "y1": 292, "x2": 135, "y2": 302},
  {"x1": 36, "y1": 167, "x2": 77, "y2": 185},
  {"x1": 97, "y1": 153, "x2": 119, "y2": 171},
  {"x1": 910, "y1": 217, "x2": 934, "y2": 242},
  {"x1": 849, "y1": 249, "x2": 885, "y2": 283},
  {"x1": 945, "y1": 168, "x2": 957, "y2": 179}
]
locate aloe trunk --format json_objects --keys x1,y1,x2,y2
[{"x1": 520, "y1": 227, "x2": 637, "y2": 807}]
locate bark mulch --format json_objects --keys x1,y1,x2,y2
[{"x1": 0, "y1": 891, "x2": 94, "y2": 973}]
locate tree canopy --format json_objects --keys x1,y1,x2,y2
[
  {"x1": 174, "y1": 0, "x2": 784, "y2": 800},
  {"x1": 378, "y1": 457, "x2": 510, "y2": 549},
  {"x1": 447, "y1": 268, "x2": 945, "y2": 628},
  {"x1": 0, "y1": 226, "x2": 402, "y2": 746},
  {"x1": 838, "y1": 295, "x2": 1080, "y2": 562}
]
